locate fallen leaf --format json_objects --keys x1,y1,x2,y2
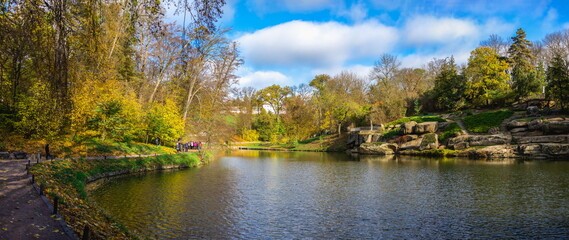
[
  {"x1": 33, "y1": 234, "x2": 40, "y2": 238},
  {"x1": 53, "y1": 229, "x2": 59, "y2": 233},
  {"x1": 2, "y1": 228, "x2": 7, "y2": 231},
  {"x1": 54, "y1": 218, "x2": 61, "y2": 221}
]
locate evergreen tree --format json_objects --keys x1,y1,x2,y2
[
  {"x1": 432, "y1": 57, "x2": 466, "y2": 111},
  {"x1": 508, "y1": 28, "x2": 542, "y2": 100},
  {"x1": 546, "y1": 53, "x2": 569, "y2": 109}
]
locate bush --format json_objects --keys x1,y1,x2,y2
[
  {"x1": 463, "y1": 110, "x2": 514, "y2": 133},
  {"x1": 242, "y1": 129, "x2": 260, "y2": 142}
]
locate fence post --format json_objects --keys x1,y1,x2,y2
[
  {"x1": 82, "y1": 225, "x2": 90, "y2": 240},
  {"x1": 39, "y1": 184, "x2": 43, "y2": 196},
  {"x1": 31, "y1": 175, "x2": 34, "y2": 184},
  {"x1": 53, "y1": 197, "x2": 58, "y2": 215}
]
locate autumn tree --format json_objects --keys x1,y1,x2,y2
[
  {"x1": 465, "y1": 47, "x2": 510, "y2": 106},
  {"x1": 257, "y1": 84, "x2": 292, "y2": 120},
  {"x1": 508, "y1": 28, "x2": 543, "y2": 100},
  {"x1": 369, "y1": 54, "x2": 406, "y2": 123}
]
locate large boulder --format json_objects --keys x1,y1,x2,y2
[
  {"x1": 0, "y1": 152, "x2": 10, "y2": 160},
  {"x1": 543, "y1": 121, "x2": 569, "y2": 135},
  {"x1": 419, "y1": 133, "x2": 439, "y2": 150},
  {"x1": 359, "y1": 143, "x2": 398, "y2": 155},
  {"x1": 448, "y1": 134, "x2": 511, "y2": 150},
  {"x1": 414, "y1": 122, "x2": 438, "y2": 134},
  {"x1": 401, "y1": 121, "x2": 417, "y2": 134}
]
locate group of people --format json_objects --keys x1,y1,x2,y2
[{"x1": 176, "y1": 141, "x2": 202, "y2": 152}]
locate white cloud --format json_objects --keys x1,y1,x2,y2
[
  {"x1": 338, "y1": 1, "x2": 368, "y2": 23},
  {"x1": 237, "y1": 20, "x2": 398, "y2": 68},
  {"x1": 237, "y1": 67, "x2": 292, "y2": 89},
  {"x1": 403, "y1": 16, "x2": 479, "y2": 45}
]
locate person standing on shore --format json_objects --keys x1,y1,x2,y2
[{"x1": 45, "y1": 143, "x2": 51, "y2": 160}]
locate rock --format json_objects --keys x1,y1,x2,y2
[
  {"x1": 543, "y1": 121, "x2": 569, "y2": 135},
  {"x1": 488, "y1": 127, "x2": 500, "y2": 134},
  {"x1": 0, "y1": 152, "x2": 10, "y2": 160},
  {"x1": 527, "y1": 106, "x2": 539, "y2": 116},
  {"x1": 507, "y1": 120, "x2": 528, "y2": 129},
  {"x1": 399, "y1": 138, "x2": 423, "y2": 150},
  {"x1": 401, "y1": 121, "x2": 417, "y2": 134},
  {"x1": 510, "y1": 127, "x2": 528, "y2": 133},
  {"x1": 511, "y1": 131, "x2": 544, "y2": 137},
  {"x1": 419, "y1": 133, "x2": 439, "y2": 150},
  {"x1": 518, "y1": 144, "x2": 542, "y2": 155},
  {"x1": 527, "y1": 119, "x2": 544, "y2": 131},
  {"x1": 541, "y1": 144, "x2": 569, "y2": 156},
  {"x1": 359, "y1": 143, "x2": 398, "y2": 155},
  {"x1": 448, "y1": 134, "x2": 511, "y2": 149},
  {"x1": 516, "y1": 135, "x2": 569, "y2": 144},
  {"x1": 453, "y1": 142, "x2": 470, "y2": 150},
  {"x1": 477, "y1": 145, "x2": 517, "y2": 158},
  {"x1": 414, "y1": 122, "x2": 438, "y2": 134}
]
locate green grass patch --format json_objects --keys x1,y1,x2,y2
[
  {"x1": 463, "y1": 110, "x2": 514, "y2": 133},
  {"x1": 86, "y1": 139, "x2": 174, "y2": 155},
  {"x1": 386, "y1": 115, "x2": 446, "y2": 126},
  {"x1": 439, "y1": 122, "x2": 462, "y2": 142},
  {"x1": 381, "y1": 127, "x2": 401, "y2": 139},
  {"x1": 298, "y1": 134, "x2": 330, "y2": 144}
]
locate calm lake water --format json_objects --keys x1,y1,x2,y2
[{"x1": 90, "y1": 151, "x2": 569, "y2": 239}]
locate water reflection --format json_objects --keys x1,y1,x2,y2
[{"x1": 91, "y1": 151, "x2": 569, "y2": 239}]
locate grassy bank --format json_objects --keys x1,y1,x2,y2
[
  {"x1": 237, "y1": 134, "x2": 348, "y2": 152},
  {"x1": 0, "y1": 135, "x2": 176, "y2": 158},
  {"x1": 29, "y1": 153, "x2": 209, "y2": 239}
]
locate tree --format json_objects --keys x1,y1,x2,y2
[
  {"x1": 480, "y1": 34, "x2": 511, "y2": 57},
  {"x1": 508, "y1": 28, "x2": 542, "y2": 100},
  {"x1": 369, "y1": 54, "x2": 406, "y2": 123},
  {"x1": 257, "y1": 84, "x2": 292, "y2": 120},
  {"x1": 546, "y1": 53, "x2": 569, "y2": 109},
  {"x1": 465, "y1": 47, "x2": 510, "y2": 106},
  {"x1": 432, "y1": 57, "x2": 466, "y2": 111}
]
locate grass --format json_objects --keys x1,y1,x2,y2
[
  {"x1": 386, "y1": 115, "x2": 446, "y2": 126},
  {"x1": 238, "y1": 134, "x2": 347, "y2": 152},
  {"x1": 30, "y1": 153, "x2": 208, "y2": 239},
  {"x1": 463, "y1": 109, "x2": 514, "y2": 133},
  {"x1": 381, "y1": 127, "x2": 401, "y2": 139},
  {"x1": 439, "y1": 122, "x2": 462, "y2": 142}
]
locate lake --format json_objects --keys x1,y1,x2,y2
[{"x1": 91, "y1": 151, "x2": 569, "y2": 239}]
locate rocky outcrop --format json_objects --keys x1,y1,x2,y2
[
  {"x1": 515, "y1": 135, "x2": 569, "y2": 144},
  {"x1": 448, "y1": 134, "x2": 511, "y2": 150},
  {"x1": 359, "y1": 143, "x2": 397, "y2": 155},
  {"x1": 402, "y1": 121, "x2": 417, "y2": 134}
]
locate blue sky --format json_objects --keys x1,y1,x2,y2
[{"x1": 169, "y1": 0, "x2": 569, "y2": 89}]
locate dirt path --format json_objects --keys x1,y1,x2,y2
[{"x1": 0, "y1": 159, "x2": 71, "y2": 240}]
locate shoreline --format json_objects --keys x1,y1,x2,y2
[{"x1": 28, "y1": 152, "x2": 210, "y2": 239}]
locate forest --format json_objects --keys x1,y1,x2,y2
[{"x1": 1, "y1": 0, "x2": 569, "y2": 150}]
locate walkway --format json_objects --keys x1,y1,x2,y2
[{"x1": 0, "y1": 159, "x2": 70, "y2": 239}]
